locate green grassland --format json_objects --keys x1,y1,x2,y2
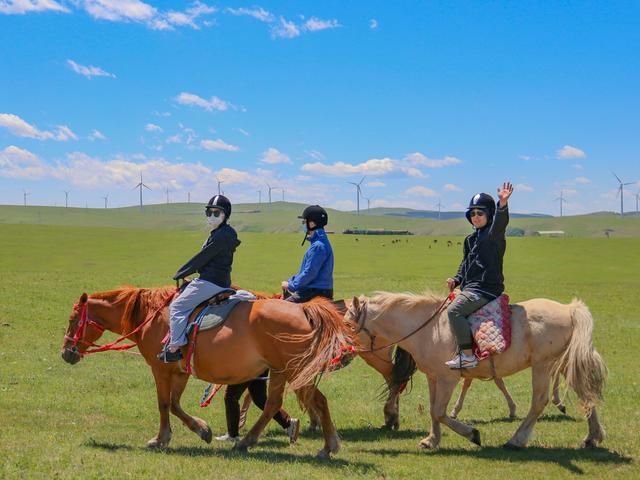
[
  {"x1": 1, "y1": 202, "x2": 640, "y2": 237},
  {"x1": 1, "y1": 223, "x2": 639, "y2": 479}
]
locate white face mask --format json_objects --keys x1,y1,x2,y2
[{"x1": 207, "y1": 212, "x2": 225, "y2": 229}]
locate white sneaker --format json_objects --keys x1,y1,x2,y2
[
  {"x1": 215, "y1": 433, "x2": 240, "y2": 442},
  {"x1": 287, "y1": 418, "x2": 300, "y2": 444},
  {"x1": 445, "y1": 353, "x2": 478, "y2": 369}
]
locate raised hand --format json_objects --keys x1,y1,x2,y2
[{"x1": 497, "y1": 182, "x2": 514, "y2": 207}]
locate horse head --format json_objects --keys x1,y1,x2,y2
[
  {"x1": 61, "y1": 292, "x2": 105, "y2": 365},
  {"x1": 345, "y1": 295, "x2": 369, "y2": 333}
]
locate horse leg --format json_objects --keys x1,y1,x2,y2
[
  {"x1": 582, "y1": 407, "x2": 605, "y2": 448},
  {"x1": 421, "y1": 376, "x2": 480, "y2": 449},
  {"x1": 235, "y1": 371, "x2": 286, "y2": 451},
  {"x1": 551, "y1": 375, "x2": 567, "y2": 414},
  {"x1": 420, "y1": 374, "x2": 442, "y2": 448},
  {"x1": 494, "y1": 377, "x2": 517, "y2": 419},
  {"x1": 238, "y1": 392, "x2": 252, "y2": 429},
  {"x1": 450, "y1": 377, "x2": 471, "y2": 419},
  {"x1": 359, "y1": 350, "x2": 399, "y2": 430},
  {"x1": 304, "y1": 385, "x2": 340, "y2": 459},
  {"x1": 169, "y1": 372, "x2": 212, "y2": 443},
  {"x1": 504, "y1": 363, "x2": 551, "y2": 449},
  {"x1": 382, "y1": 385, "x2": 401, "y2": 430},
  {"x1": 147, "y1": 369, "x2": 172, "y2": 448}
]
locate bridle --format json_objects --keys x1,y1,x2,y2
[{"x1": 64, "y1": 302, "x2": 105, "y2": 351}]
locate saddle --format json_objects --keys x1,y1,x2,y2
[
  {"x1": 468, "y1": 294, "x2": 512, "y2": 360},
  {"x1": 189, "y1": 288, "x2": 256, "y2": 333}
]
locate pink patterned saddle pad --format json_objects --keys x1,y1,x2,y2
[{"x1": 468, "y1": 294, "x2": 511, "y2": 360}]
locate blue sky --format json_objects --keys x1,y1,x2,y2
[{"x1": 1, "y1": 1, "x2": 639, "y2": 214}]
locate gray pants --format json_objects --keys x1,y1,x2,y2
[
  {"x1": 447, "y1": 291, "x2": 490, "y2": 350},
  {"x1": 168, "y1": 278, "x2": 223, "y2": 349}
]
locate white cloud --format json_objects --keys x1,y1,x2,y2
[
  {"x1": 260, "y1": 147, "x2": 291, "y2": 164},
  {"x1": 405, "y1": 152, "x2": 463, "y2": 168},
  {"x1": 165, "y1": 1, "x2": 216, "y2": 29},
  {"x1": 79, "y1": 0, "x2": 157, "y2": 22},
  {"x1": 0, "y1": 145, "x2": 50, "y2": 179},
  {"x1": 237, "y1": 128, "x2": 250, "y2": 137},
  {"x1": 573, "y1": 163, "x2": 583, "y2": 170},
  {"x1": 200, "y1": 138, "x2": 239, "y2": 152},
  {"x1": 369, "y1": 18, "x2": 378, "y2": 29},
  {"x1": 154, "y1": 111, "x2": 171, "y2": 117},
  {"x1": 305, "y1": 149, "x2": 325, "y2": 161},
  {"x1": 166, "y1": 134, "x2": 182, "y2": 144},
  {"x1": 174, "y1": 92, "x2": 234, "y2": 112},
  {"x1": 303, "y1": 17, "x2": 340, "y2": 32},
  {"x1": 556, "y1": 145, "x2": 586, "y2": 159},
  {"x1": 88, "y1": 129, "x2": 106, "y2": 141},
  {"x1": 270, "y1": 16, "x2": 300, "y2": 38},
  {"x1": 67, "y1": 59, "x2": 116, "y2": 79},
  {"x1": 367, "y1": 181, "x2": 386, "y2": 187},
  {"x1": 518, "y1": 154, "x2": 531, "y2": 161},
  {"x1": 406, "y1": 185, "x2": 437, "y2": 197},
  {"x1": 573, "y1": 176, "x2": 591, "y2": 185},
  {"x1": 0, "y1": 113, "x2": 76, "y2": 141},
  {"x1": 515, "y1": 183, "x2": 534, "y2": 192},
  {"x1": 443, "y1": 183, "x2": 462, "y2": 192},
  {"x1": 0, "y1": 0, "x2": 69, "y2": 14},
  {"x1": 302, "y1": 157, "x2": 424, "y2": 177},
  {"x1": 333, "y1": 199, "x2": 356, "y2": 211},
  {"x1": 225, "y1": 6, "x2": 274, "y2": 22},
  {"x1": 145, "y1": 123, "x2": 163, "y2": 133}
]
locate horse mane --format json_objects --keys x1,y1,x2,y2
[
  {"x1": 370, "y1": 290, "x2": 445, "y2": 317},
  {"x1": 90, "y1": 286, "x2": 176, "y2": 334}
]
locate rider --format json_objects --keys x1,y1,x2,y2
[
  {"x1": 282, "y1": 205, "x2": 334, "y2": 302},
  {"x1": 215, "y1": 370, "x2": 300, "y2": 444},
  {"x1": 445, "y1": 182, "x2": 513, "y2": 369},
  {"x1": 158, "y1": 194, "x2": 240, "y2": 363}
]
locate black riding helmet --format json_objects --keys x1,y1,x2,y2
[
  {"x1": 465, "y1": 193, "x2": 496, "y2": 225},
  {"x1": 298, "y1": 205, "x2": 328, "y2": 230},
  {"x1": 206, "y1": 194, "x2": 232, "y2": 220}
]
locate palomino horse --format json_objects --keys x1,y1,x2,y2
[
  {"x1": 61, "y1": 286, "x2": 353, "y2": 458},
  {"x1": 345, "y1": 291, "x2": 607, "y2": 449}
]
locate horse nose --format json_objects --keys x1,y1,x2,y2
[{"x1": 62, "y1": 347, "x2": 81, "y2": 365}]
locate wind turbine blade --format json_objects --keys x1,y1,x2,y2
[
  {"x1": 358, "y1": 176, "x2": 366, "y2": 186},
  {"x1": 623, "y1": 182, "x2": 634, "y2": 186},
  {"x1": 132, "y1": 183, "x2": 142, "y2": 190},
  {"x1": 143, "y1": 184, "x2": 152, "y2": 191},
  {"x1": 612, "y1": 172, "x2": 622, "y2": 183}
]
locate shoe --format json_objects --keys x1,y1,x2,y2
[
  {"x1": 287, "y1": 418, "x2": 300, "y2": 444},
  {"x1": 156, "y1": 349, "x2": 183, "y2": 363},
  {"x1": 445, "y1": 352, "x2": 478, "y2": 369},
  {"x1": 215, "y1": 433, "x2": 240, "y2": 442}
]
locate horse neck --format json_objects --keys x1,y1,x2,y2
[
  {"x1": 87, "y1": 297, "x2": 127, "y2": 335},
  {"x1": 367, "y1": 299, "x2": 443, "y2": 347}
]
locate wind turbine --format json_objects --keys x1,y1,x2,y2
[
  {"x1": 64, "y1": 190, "x2": 70, "y2": 208},
  {"x1": 555, "y1": 190, "x2": 567, "y2": 217},
  {"x1": 347, "y1": 176, "x2": 365, "y2": 215},
  {"x1": 216, "y1": 178, "x2": 224, "y2": 195},
  {"x1": 434, "y1": 198, "x2": 444, "y2": 221},
  {"x1": 280, "y1": 188, "x2": 285, "y2": 202},
  {"x1": 102, "y1": 195, "x2": 108, "y2": 209},
  {"x1": 165, "y1": 186, "x2": 170, "y2": 204},
  {"x1": 265, "y1": 183, "x2": 276, "y2": 204},
  {"x1": 257, "y1": 190, "x2": 262, "y2": 205},
  {"x1": 187, "y1": 192, "x2": 191, "y2": 203},
  {"x1": 23, "y1": 190, "x2": 30, "y2": 207},
  {"x1": 362, "y1": 195, "x2": 371, "y2": 213},
  {"x1": 613, "y1": 172, "x2": 634, "y2": 216},
  {"x1": 635, "y1": 191, "x2": 640, "y2": 216},
  {"x1": 133, "y1": 172, "x2": 151, "y2": 212}
]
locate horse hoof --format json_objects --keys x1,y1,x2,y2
[
  {"x1": 502, "y1": 442, "x2": 522, "y2": 451},
  {"x1": 558, "y1": 404, "x2": 567, "y2": 415},
  {"x1": 316, "y1": 449, "x2": 331, "y2": 460},
  {"x1": 199, "y1": 426, "x2": 213, "y2": 444},
  {"x1": 233, "y1": 442, "x2": 248, "y2": 452},
  {"x1": 419, "y1": 439, "x2": 436, "y2": 450},
  {"x1": 509, "y1": 414, "x2": 517, "y2": 420},
  {"x1": 450, "y1": 412, "x2": 458, "y2": 419},
  {"x1": 470, "y1": 428, "x2": 481, "y2": 446},
  {"x1": 582, "y1": 439, "x2": 597, "y2": 449},
  {"x1": 146, "y1": 438, "x2": 167, "y2": 449}
]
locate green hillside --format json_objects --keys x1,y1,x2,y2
[{"x1": 0, "y1": 202, "x2": 639, "y2": 237}]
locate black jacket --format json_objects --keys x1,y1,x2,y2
[
  {"x1": 173, "y1": 223, "x2": 241, "y2": 288},
  {"x1": 453, "y1": 205, "x2": 509, "y2": 299}
]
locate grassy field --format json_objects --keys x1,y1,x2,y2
[
  {"x1": 1, "y1": 223, "x2": 639, "y2": 479},
  {"x1": 2, "y1": 202, "x2": 639, "y2": 237}
]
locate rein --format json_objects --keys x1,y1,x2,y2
[
  {"x1": 355, "y1": 292, "x2": 456, "y2": 354},
  {"x1": 66, "y1": 288, "x2": 178, "y2": 356}
]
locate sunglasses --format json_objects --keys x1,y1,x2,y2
[
  {"x1": 205, "y1": 208, "x2": 223, "y2": 218},
  {"x1": 469, "y1": 210, "x2": 486, "y2": 218}
]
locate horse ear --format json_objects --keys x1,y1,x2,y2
[
  {"x1": 352, "y1": 296, "x2": 360, "y2": 311},
  {"x1": 79, "y1": 293, "x2": 88, "y2": 304}
]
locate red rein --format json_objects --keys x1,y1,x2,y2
[{"x1": 66, "y1": 288, "x2": 178, "y2": 356}]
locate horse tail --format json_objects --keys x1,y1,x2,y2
[
  {"x1": 287, "y1": 300, "x2": 354, "y2": 391},
  {"x1": 389, "y1": 346, "x2": 417, "y2": 393},
  {"x1": 551, "y1": 299, "x2": 608, "y2": 412}
]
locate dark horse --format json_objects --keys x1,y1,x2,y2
[{"x1": 61, "y1": 286, "x2": 353, "y2": 458}]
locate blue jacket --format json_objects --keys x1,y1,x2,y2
[{"x1": 288, "y1": 228, "x2": 334, "y2": 293}]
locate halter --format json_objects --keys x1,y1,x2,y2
[{"x1": 64, "y1": 302, "x2": 105, "y2": 350}]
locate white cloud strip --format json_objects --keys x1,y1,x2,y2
[
  {"x1": 556, "y1": 145, "x2": 586, "y2": 159},
  {"x1": 0, "y1": 0, "x2": 69, "y2": 14},
  {"x1": 175, "y1": 92, "x2": 238, "y2": 112},
  {"x1": 0, "y1": 113, "x2": 77, "y2": 141},
  {"x1": 67, "y1": 59, "x2": 116, "y2": 79},
  {"x1": 200, "y1": 138, "x2": 239, "y2": 152},
  {"x1": 260, "y1": 147, "x2": 291, "y2": 164}
]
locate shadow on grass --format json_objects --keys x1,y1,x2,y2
[
  {"x1": 466, "y1": 413, "x2": 576, "y2": 426},
  {"x1": 84, "y1": 439, "x2": 380, "y2": 475},
  {"x1": 336, "y1": 426, "x2": 426, "y2": 442},
  {"x1": 361, "y1": 445, "x2": 632, "y2": 475}
]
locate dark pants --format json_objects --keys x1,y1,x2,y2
[
  {"x1": 284, "y1": 288, "x2": 334, "y2": 303},
  {"x1": 447, "y1": 290, "x2": 490, "y2": 351},
  {"x1": 224, "y1": 370, "x2": 291, "y2": 437}
]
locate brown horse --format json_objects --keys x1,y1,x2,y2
[
  {"x1": 61, "y1": 286, "x2": 353, "y2": 458},
  {"x1": 346, "y1": 291, "x2": 607, "y2": 450}
]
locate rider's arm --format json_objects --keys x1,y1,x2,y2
[
  {"x1": 172, "y1": 234, "x2": 229, "y2": 280},
  {"x1": 288, "y1": 243, "x2": 326, "y2": 292}
]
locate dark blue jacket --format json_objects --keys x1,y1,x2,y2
[
  {"x1": 173, "y1": 223, "x2": 240, "y2": 288},
  {"x1": 288, "y1": 228, "x2": 334, "y2": 293},
  {"x1": 453, "y1": 205, "x2": 509, "y2": 299}
]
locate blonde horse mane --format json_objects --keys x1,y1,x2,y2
[{"x1": 369, "y1": 290, "x2": 445, "y2": 317}]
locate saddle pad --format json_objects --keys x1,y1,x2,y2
[
  {"x1": 468, "y1": 294, "x2": 512, "y2": 360},
  {"x1": 195, "y1": 298, "x2": 243, "y2": 332}
]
